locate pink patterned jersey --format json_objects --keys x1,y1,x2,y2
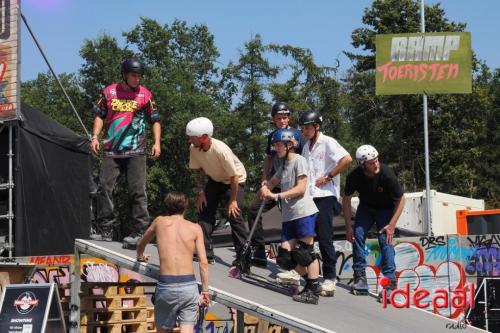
[{"x1": 93, "y1": 83, "x2": 160, "y2": 157}]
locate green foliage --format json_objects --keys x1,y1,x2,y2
[
  {"x1": 223, "y1": 35, "x2": 278, "y2": 193},
  {"x1": 20, "y1": 72, "x2": 91, "y2": 137},
  {"x1": 21, "y1": 3, "x2": 498, "y2": 223},
  {"x1": 344, "y1": 0, "x2": 498, "y2": 206}
]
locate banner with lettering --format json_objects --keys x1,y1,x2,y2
[
  {"x1": 0, "y1": 0, "x2": 20, "y2": 121},
  {"x1": 376, "y1": 32, "x2": 472, "y2": 95}
]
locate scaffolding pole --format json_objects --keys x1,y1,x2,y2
[{"x1": 0, "y1": 123, "x2": 14, "y2": 257}]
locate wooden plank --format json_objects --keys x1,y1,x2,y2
[
  {"x1": 80, "y1": 308, "x2": 147, "y2": 325},
  {"x1": 80, "y1": 294, "x2": 147, "y2": 310},
  {"x1": 79, "y1": 322, "x2": 148, "y2": 333}
]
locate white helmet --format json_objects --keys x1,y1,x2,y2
[
  {"x1": 356, "y1": 145, "x2": 378, "y2": 165},
  {"x1": 186, "y1": 117, "x2": 213, "y2": 137}
]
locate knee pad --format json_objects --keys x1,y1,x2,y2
[
  {"x1": 291, "y1": 241, "x2": 316, "y2": 267},
  {"x1": 277, "y1": 247, "x2": 295, "y2": 271}
]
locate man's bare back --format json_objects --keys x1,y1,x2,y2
[
  {"x1": 153, "y1": 215, "x2": 204, "y2": 275},
  {"x1": 136, "y1": 192, "x2": 209, "y2": 333},
  {"x1": 136, "y1": 213, "x2": 209, "y2": 293}
]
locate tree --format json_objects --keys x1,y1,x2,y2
[
  {"x1": 267, "y1": 44, "x2": 349, "y2": 144},
  {"x1": 342, "y1": 0, "x2": 500, "y2": 207},
  {"x1": 78, "y1": 18, "x2": 229, "y2": 220},
  {"x1": 21, "y1": 72, "x2": 90, "y2": 137},
  {"x1": 222, "y1": 35, "x2": 278, "y2": 192}
]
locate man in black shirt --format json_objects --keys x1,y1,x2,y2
[{"x1": 342, "y1": 145, "x2": 405, "y2": 295}]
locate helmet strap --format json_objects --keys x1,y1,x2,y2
[{"x1": 309, "y1": 125, "x2": 320, "y2": 148}]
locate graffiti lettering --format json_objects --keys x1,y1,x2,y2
[
  {"x1": 335, "y1": 252, "x2": 353, "y2": 278},
  {"x1": 334, "y1": 240, "x2": 352, "y2": 253},
  {"x1": 465, "y1": 245, "x2": 500, "y2": 276},
  {"x1": 33, "y1": 267, "x2": 70, "y2": 284},
  {"x1": 29, "y1": 255, "x2": 72, "y2": 265},
  {"x1": 425, "y1": 238, "x2": 476, "y2": 262},
  {"x1": 82, "y1": 262, "x2": 119, "y2": 282},
  {"x1": 419, "y1": 236, "x2": 446, "y2": 249},
  {"x1": 466, "y1": 234, "x2": 500, "y2": 248},
  {"x1": 0, "y1": 257, "x2": 16, "y2": 263}
]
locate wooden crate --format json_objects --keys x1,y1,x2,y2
[
  {"x1": 146, "y1": 306, "x2": 155, "y2": 333},
  {"x1": 80, "y1": 294, "x2": 147, "y2": 311},
  {"x1": 81, "y1": 283, "x2": 118, "y2": 297},
  {"x1": 79, "y1": 321, "x2": 147, "y2": 333},
  {"x1": 80, "y1": 308, "x2": 147, "y2": 325}
]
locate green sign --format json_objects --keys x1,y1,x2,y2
[{"x1": 376, "y1": 32, "x2": 472, "y2": 95}]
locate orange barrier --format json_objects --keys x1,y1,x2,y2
[{"x1": 456, "y1": 209, "x2": 500, "y2": 235}]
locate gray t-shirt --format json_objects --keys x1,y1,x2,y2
[{"x1": 274, "y1": 154, "x2": 318, "y2": 222}]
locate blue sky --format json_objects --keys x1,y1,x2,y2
[{"x1": 20, "y1": 0, "x2": 499, "y2": 82}]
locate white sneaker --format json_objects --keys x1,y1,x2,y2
[
  {"x1": 320, "y1": 279, "x2": 337, "y2": 297},
  {"x1": 276, "y1": 270, "x2": 301, "y2": 285}
]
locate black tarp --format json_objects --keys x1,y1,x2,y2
[
  {"x1": 15, "y1": 104, "x2": 91, "y2": 256},
  {"x1": 212, "y1": 204, "x2": 348, "y2": 248}
]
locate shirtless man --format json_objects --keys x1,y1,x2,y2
[{"x1": 136, "y1": 192, "x2": 209, "y2": 333}]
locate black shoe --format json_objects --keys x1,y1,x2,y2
[
  {"x1": 292, "y1": 288, "x2": 319, "y2": 305},
  {"x1": 90, "y1": 229, "x2": 113, "y2": 242},
  {"x1": 383, "y1": 278, "x2": 398, "y2": 302},
  {"x1": 352, "y1": 270, "x2": 368, "y2": 289},
  {"x1": 122, "y1": 232, "x2": 143, "y2": 249},
  {"x1": 251, "y1": 246, "x2": 267, "y2": 268},
  {"x1": 232, "y1": 249, "x2": 251, "y2": 268}
]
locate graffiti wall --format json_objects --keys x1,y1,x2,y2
[{"x1": 333, "y1": 234, "x2": 500, "y2": 318}]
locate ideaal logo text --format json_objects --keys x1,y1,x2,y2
[{"x1": 380, "y1": 276, "x2": 475, "y2": 313}]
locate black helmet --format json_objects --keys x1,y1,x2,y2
[
  {"x1": 121, "y1": 57, "x2": 145, "y2": 75},
  {"x1": 299, "y1": 110, "x2": 322, "y2": 126},
  {"x1": 271, "y1": 102, "x2": 290, "y2": 117}
]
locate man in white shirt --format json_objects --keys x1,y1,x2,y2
[{"x1": 299, "y1": 110, "x2": 352, "y2": 296}]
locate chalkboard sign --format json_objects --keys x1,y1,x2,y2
[{"x1": 0, "y1": 283, "x2": 65, "y2": 333}]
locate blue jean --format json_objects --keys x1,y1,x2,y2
[{"x1": 352, "y1": 204, "x2": 396, "y2": 280}]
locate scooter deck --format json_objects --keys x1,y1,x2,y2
[
  {"x1": 240, "y1": 272, "x2": 299, "y2": 296},
  {"x1": 351, "y1": 288, "x2": 369, "y2": 296}
]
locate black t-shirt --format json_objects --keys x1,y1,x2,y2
[{"x1": 344, "y1": 163, "x2": 404, "y2": 209}]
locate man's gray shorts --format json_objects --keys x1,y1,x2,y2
[{"x1": 155, "y1": 275, "x2": 199, "y2": 329}]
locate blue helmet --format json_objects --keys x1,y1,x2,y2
[{"x1": 271, "y1": 128, "x2": 299, "y2": 148}]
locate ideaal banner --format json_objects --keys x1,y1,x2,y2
[
  {"x1": 376, "y1": 32, "x2": 471, "y2": 95},
  {"x1": 0, "y1": 0, "x2": 20, "y2": 121}
]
